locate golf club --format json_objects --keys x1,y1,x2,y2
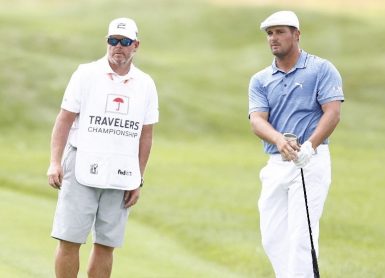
[
  {"x1": 300, "y1": 168, "x2": 320, "y2": 278},
  {"x1": 283, "y1": 133, "x2": 320, "y2": 278}
]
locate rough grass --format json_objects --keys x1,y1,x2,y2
[
  {"x1": 0, "y1": 0, "x2": 385, "y2": 277},
  {"x1": 210, "y1": 0, "x2": 385, "y2": 15}
]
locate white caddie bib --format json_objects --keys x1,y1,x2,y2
[{"x1": 74, "y1": 66, "x2": 146, "y2": 190}]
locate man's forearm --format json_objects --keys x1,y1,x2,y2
[
  {"x1": 138, "y1": 125, "x2": 154, "y2": 177},
  {"x1": 308, "y1": 101, "x2": 341, "y2": 148},
  {"x1": 250, "y1": 112, "x2": 282, "y2": 145},
  {"x1": 50, "y1": 109, "x2": 77, "y2": 165},
  {"x1": 250, "y1": 111, "x2": 300, "y2": 159}
]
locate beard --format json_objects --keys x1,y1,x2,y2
[
  {"x1": 110, "y1": 52, "x2": 135, "y2": 66},
  {"x1": 270, "y1": 45, "x2": 284, "y2": 56}
]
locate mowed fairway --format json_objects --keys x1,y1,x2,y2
[{"x1": 1, "y1": 0, "x2": 385, "y2": 277}]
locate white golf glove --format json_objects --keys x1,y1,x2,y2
[{"x1": 294, "y1": 141, "x2": 315, "y2": 168}]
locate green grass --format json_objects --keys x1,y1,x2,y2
[{"x1": 1, "y1": 0, "x2": 385, "y2": 277}]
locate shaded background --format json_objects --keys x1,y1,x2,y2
[{"x1": 0, "y1": 0, "x2": 384, "y2": 277}]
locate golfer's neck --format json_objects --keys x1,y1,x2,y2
[
  {"x1": 115, "y1": 65, "x2": 131, "y2": 76},
  {"x1": 275, "y1": 48, "x2": 301, "y2": 73},
  {"x1": 110, "y1": 61, "x2": 132, "y2": 76}
]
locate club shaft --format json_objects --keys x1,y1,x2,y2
[{"x1": 300, "y1": 168, "x2": 320, "y2": 278}]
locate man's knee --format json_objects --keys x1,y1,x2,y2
[
  {"x1": 57, "y1": 240, "x2": 81, "y2": 255},
  {"x1": 87, "y1": 244, "x2": 114, "y2": 278},
  {"x1": 93, "y1": 243, "x2": 114, "y2": 255}
]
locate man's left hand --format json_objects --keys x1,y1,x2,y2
[
  {"x1": 124, "y1": 188, "x2": 141, "y2": 208},
  {"x1": 294, "y1": 141, "x2": 315, "y2": 168}
]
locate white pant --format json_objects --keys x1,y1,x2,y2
[{"x1": 258, "y1": 145, "x2": 331, "y2": 278}]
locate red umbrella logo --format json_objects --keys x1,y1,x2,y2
[{"x1": 113, "y1": 97, "x2": 124, "y2": 111}]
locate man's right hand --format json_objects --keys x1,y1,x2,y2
[
  {"x1": 277, "y1": 134, "x2": 301, "y2": 161},
  {"x1": 47, "y1": 163, "x2": 63, "y2": 189}
]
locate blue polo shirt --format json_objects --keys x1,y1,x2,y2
[{"x1": 248, "y1": 50, "x2": 344, "y2": 154}]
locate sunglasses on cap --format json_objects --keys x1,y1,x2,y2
[{"x1": 107, "y1": 37, "x2": 135, "y2": 47}]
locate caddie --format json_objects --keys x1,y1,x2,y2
[
  {"x1": 47, "y1": 17, "x2": 159, "y2": 278},
  {"x1": 248, "y1": 11, "x2": 344, "y2": 277}
]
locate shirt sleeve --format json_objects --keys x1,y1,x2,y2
[
  {"x1": 248, "y1": 75, "x2": 269, "y2": 116},
  {"x1": 143, "y1": 77, "x2": 159, "y2": 125},
  {"x1": 317, "y1": 61, "x2": 345, "y2": 105},
  {"x1": 61, "y1": 66, "x2": 82, "y2": 113}
]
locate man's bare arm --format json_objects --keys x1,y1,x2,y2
[
  {"x1": 308, "y1": 101, "x2": 342, "y2": 148},
  {"x1": 47, "y1": 109, "x2": 78, "y2": 189},
  {"x1": 249, "y1": 111, "x2": 299, "y2": 160}
]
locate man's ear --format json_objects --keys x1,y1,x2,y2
[
  {"x1": 134, "y1": 40, "x2": 140, "y2": 50},
  {"x1": 295, "y1": 30, "x2": 301, "y2": 42}
]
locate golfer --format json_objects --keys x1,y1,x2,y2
[
  {"x1": 47, "y1": 17, "x2": 159, "y2": 278},
  {"x1": 248, "y1": 11, "x2": 344, "y2": 277}
]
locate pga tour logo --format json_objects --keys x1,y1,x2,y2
[
  {"x1": 105, "y1": 94, "x2": 129, "y2": 114},
  {"x1": 90, "y1": 163, "x2": 98, "y2": 175}
]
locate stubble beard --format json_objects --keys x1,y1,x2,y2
[
  {"x1": 113, "y1": 52, "x2": 135, "y2": 66},
  {"x1": 110, "y1": 54, "x2": 133, "y2": 68},
  {"x1": 271, "y1": 44, "x2": 293, "y2": 59}
]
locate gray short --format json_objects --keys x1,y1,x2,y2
[{"x1": 51, "y1": 146, "x2": 129, "y2": 248}]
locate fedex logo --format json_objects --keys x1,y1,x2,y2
[{"x1": 118, "y1": 169, "x2": 132, "y2": 176}]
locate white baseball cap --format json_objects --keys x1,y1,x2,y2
[
  {"x1": 260, "y1": 11, "x2": 300, "y2": 31},
  {"x1": 107, "y1": 17, "x2": 138, "y2": 40}
]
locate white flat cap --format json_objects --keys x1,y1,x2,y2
[{"x1": 260, "y1": 11, "x2": 300, "y2": 31}]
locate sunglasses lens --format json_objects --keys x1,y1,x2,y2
[
  {"x1": 107, "y1": 37, "x2": 134, "y2": 47},
  {"x1": 107, "y1": 38, "x2": 119, "y2": 46},
  {"x1": 120, "y1": 38, "x2": 132, "y2": 46}
]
